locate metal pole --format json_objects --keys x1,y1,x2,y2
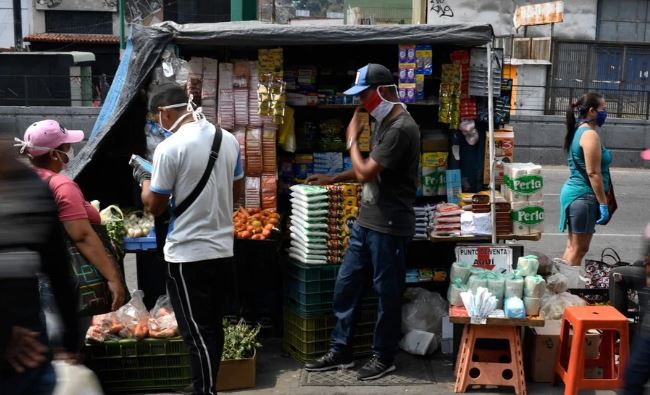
[
  {"x1": 12, "y1": 0, "x2": 22, "y2": 51},
  {"x1": 487, "y1": 42, "x2": 497, "y2": 244},
  {"x1": 119, "y1": 0, "x2": 126, "y2": 50}
]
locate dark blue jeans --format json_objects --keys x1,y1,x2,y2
[
  {"x1": 624, "y1": 332, "x2": 650, "y2": 395},
  {"x1": 3, "y1": 362, "x2": 56, "y2": 395},
  {"x1": 330, "y1": 224, "x2": 410, "y2": 362}
]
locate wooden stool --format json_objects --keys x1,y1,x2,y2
[
  {"x1": 455, "y1": 324, "x2": 526, "y2": 395},
  {"x1": 553, "y1": 306, "x2": 629, "y2": 395}
]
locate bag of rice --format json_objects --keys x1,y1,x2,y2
[
  {"x1": 524, "y1": 275, "x2": 546, "y2": 298},
  {"x1": 292, "y1": 207, "x2": 328, "y2": 219},
  {"x1": 290, "y1": 216, "x2": 329, "y2": 230},
  {"x1": 290, "y1": 198, "x2": 330, "y2": 210},
  {"x1": 505, "y1": 272, "x2": 524, "y2": 299},
  {"x1": 290, "y1": 184, "x2": 328, "y2": 196},
  {"x1": 290, "y1": 225, "x2": 329, "y2": 241},
  {"x1": 290, "y1": 192, "x2": 329, "y2": 203}
]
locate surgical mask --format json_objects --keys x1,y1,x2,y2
[
  {"x1": 362, "y1": 85, "x2": 405, "y2": 124},
  {"x1": 157, "y1": 94, "x2": 205, "y2": 135},
  {"x1": 55, "y1": 147, "x2": 74, "y2": 168},
  {"x1": 596, "y1": 110, "x2": 607, "y2": 127}
]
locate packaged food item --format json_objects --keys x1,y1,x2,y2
[
  {"x1": 505, "y1": 272, "x2": 524, "y2": 299},
  {"x1": 524, "y1": 297, "x2": 541, "y2": 316},
  {"x1": 447, "y1": 279, "x2": 467, "y2": 307},
  {"x1": 524, "y1": 275, "x2": 546, "y2": 298},
  {"x1": 517, "y1": 255, "x2": 540, "y2": 276},
  {"x1": 450, "y1": 261, "x2": 471, "y2": 283},
  {"x1": 261, "y1": 175, "x2": 277, "y2": 210},
  {"x1": 245, "y1": 177, "x2": 261, "y2": 208}
]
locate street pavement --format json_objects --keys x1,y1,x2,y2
[{"x1": 123, "y1": 165, "x2": 649, "y2": 395}]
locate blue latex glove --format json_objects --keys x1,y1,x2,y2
[{"x1": 596, "y1": 204, "x2": 609, "y2": 225}]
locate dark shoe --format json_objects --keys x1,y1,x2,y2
[
  {"x1": 174, "y1": 384, "x2": 193, "y2": 394},
  {"x1": 357, "y1": 354, "x2": 396, "y2": 381},
  {"x1": 304, "y1": 350, "x2": 354, "y2": 372}
]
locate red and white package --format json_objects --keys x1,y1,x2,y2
[
  {"x1": 245, "y1": 177, "x2": 261, "y2": 209},
  {"x1": 246, "y1": 128, "x2": 263, "y2": 176},
  {"x1": 261, "y1": 175, "x2": 277, "y2": 210},
  {"x1": 262, "y1": 124, "x2": 277, "y2": 174}
]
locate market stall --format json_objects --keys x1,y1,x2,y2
[{"x1": 69, "y1": 20, "x2": 559, "y2": 393}]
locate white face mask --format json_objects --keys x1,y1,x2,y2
[
  {"x1": 368, "y1": 85, "x2": 406, "y2": 125},
  {"x1": 158, "y1": 94, "x2": 205, "y2": 135}
]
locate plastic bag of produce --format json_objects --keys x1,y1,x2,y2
[
  {"x1": 540, "y1": 292, "x2": 586, "y2": 320},
  {"x1": 402, "y1": 288, "x2": 447, "y2": 337},
  {"x1": 524, "y1": 275, "x2": 546, "y2": 298},
  {"x1": 148, "y1": 294, "x2": 179, "y2": 338},
  {"x1": 85, "y1": 313, "x2": 120, "y2": 343},
  {"x1": 450, "y1": 261, "x2": 471, "y2": 283},
  {"x1": 517, "y1": 255, "x2": 539, "y2": 276},
  {"x1": 447, "y1": 279, "x2": 467, "y2": 307},
  {"x1": 505, "y1": 272, "x2": 524, "y2": 299},
  {"x1": 546, "y1": 272, "x2": 569, "y2": 294},
  {"x1": 116, "y1": 290, "x2": 150, "y2": 339},
  {"x1": 504, "y1": 297, "x2": 525, "y2": 319}
]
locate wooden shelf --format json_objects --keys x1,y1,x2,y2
[
  {"x1": 449, "y1": 306, "x2": 545, "y2": 327},
  {"x1": 428, "y1": 233, "x2": 542, "y2": 243}
]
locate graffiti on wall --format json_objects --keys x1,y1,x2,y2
[{"x1": 430, "y1": 0, "x2": 454, "y2": 18}]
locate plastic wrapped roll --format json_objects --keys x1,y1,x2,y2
[
  {"x1": 524, "y1": 275, "x2": 546, "y2": 298},
  {"x1": 517, "y1": 255, "x2": 540, "y2": 276},
  {"x1": 524, "y1": 297, "x2": 541, "y2": 316},
  {"x1": 450, "y1": 261, "x2": 472, "y2": 283},
  {"x1": 504, "y1": 297, "x2": 525, "y2": 319},
  {"x1": 467, "y1": 274, "x2": 488, "y2": 293},
  {"x1": 485, "y1": 272, "x2": 505, "y2": 302},
  {"x1": 505, "y1": 273, "x2": 524, "y2": 299},
  {"x1": 447, "y1": 279, "x2": 467, "y2": 307}
]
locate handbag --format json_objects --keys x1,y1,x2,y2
[
  {"x1": 571, "y1": 150, "x2": 617, "y2": 225},
  {"x1": 65, "y1": 224, "x2": 122, "y2": 316},
  {"x1": 584, "y1": 248, "x2": 628, "y2": 290}
]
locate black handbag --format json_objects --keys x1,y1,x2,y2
[
  {"x1": 585, "y1": 247, "x2": 628, "y2": 290},
  {"x1": 65, "y1": 224, "x2": 122, "y2": 316}
]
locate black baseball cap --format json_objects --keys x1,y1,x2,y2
[{"x1": 343, "y1": 63, "x2": 395, "y2": 96}]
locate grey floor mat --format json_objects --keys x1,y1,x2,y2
[{"x1": 300, "y1": 352, "x2": 437, "y2": 386}]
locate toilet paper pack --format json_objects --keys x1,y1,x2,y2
[
  {"x1": 503, "y1": 163, "x2": 543, "y2": 202},
  {"x1": 512, "y1": 200, "x2": 544, "y2": 236}
]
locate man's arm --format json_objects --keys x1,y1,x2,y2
[
  {"x1": 348, "y1": 140, "x2": 383, "y2": 183},
  {"x1": 141, "y1": 180, "x2": 171, "y2": 217},
  {"x1": 306, "y1": 169, "x2": 356, "y2": 186}
]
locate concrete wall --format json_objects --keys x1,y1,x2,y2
[
  {"x1": 425, "y1": 0, "x2": 598, "y2": 40},
  {"x1": 0, "y1": 106, "x2": 100, "y2": 139},
  {"x1": 510, "y1": 115, "x2": 650, "y2": 168},
  {"x1": 0, "y1": 0, "x2": 32, "y2": 49}
]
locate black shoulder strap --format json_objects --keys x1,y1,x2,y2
[{"x1": 172, "y1": 128, "x2": 223, "y2": 218}]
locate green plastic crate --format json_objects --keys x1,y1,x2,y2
[
  {"x1": 286, "y1": 260, "x2": 340, "y2": 282},
  {"x1": 283, "y1": 305, "x2": 377, "y2": 332},
  {"x1": 284, "y1": 320, "x2": 374, "y2": 343},
  {"x1": 287, "y1": 282, "x2": 335, "y2": 305},
  {"x1": 283, "y1": 329, "x2": 373, "y2": 355},
  {"x1": 283, "y1": 341, "x2": 372, "y2": 364},
  {"x1": 84, "y1": 338, "x2": 192, "y2": 393},
  {"x1": 288, "y1": 275, "x2": 336, "y2": 293},
  {"x1": 285, "y1": 295, "x2": 378, "y2": 318}
]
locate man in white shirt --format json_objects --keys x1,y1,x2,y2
[{"x1": 134, "y1": 84, "x2": 243, "y2": 395}]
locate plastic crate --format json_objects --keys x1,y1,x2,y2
[
  {"x1": 285, "y1": 294, "x2": 379, "y2": 318},
  {"x1": 283, "y1": 329, "x2": 373, "y2": 355},
  {"x1": 287, "y1": 282, "x2": 335, "y2": 305},
  {"x1": 284, "y1": 320, "x2": 374, "y2": 343},
  {"x1": 283, "y1": 340, "x2": 372, "y2": 364},
  {"x1": 84, "y1": 338, "x2": 192, "y2": 393},
  {"x1": 286, "y1": 260, "x2": 340, "y2": 282},
  {"x1": 283, "y1": 306, "x2": 376, "y2": 332},
  {"x1": 288, "y1": 275, "x2": 336, "y2": 293},
  {"x1": 123, "y1": 237, "x2": 157, "y2": 252}
]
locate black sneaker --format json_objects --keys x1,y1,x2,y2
[
  {"x1": 357, "y1": 354, "x2": 396, "y2": 381},
  {"x1": 304, "y1": 350, "x2": 354, "y2": 372}
]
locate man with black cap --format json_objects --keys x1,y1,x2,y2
[{"x1": 305, "y1": 64, "x2": 420, "y2": 380}]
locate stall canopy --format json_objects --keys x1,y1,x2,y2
[{"x1": 68, "y1": 21, "x2": 493, "y2": 180}]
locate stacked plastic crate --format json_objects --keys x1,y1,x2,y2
[{"x1": 284, "y1": 184, "x2": 377, "y2": 363}]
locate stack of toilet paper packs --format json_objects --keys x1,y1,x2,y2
[{"x1": 502, "y1": 163, "x2": 544, "y2": 236}]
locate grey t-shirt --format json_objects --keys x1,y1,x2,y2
[{"x1": 357, "y1": 111, "x2": 420, "y2": 237}]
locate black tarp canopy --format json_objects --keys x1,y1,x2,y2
[{"x1": 70, "y1": 21, "x2": 494, "y2": 183}]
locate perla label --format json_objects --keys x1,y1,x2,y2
[
  {"x1": 504, "y1": 175, "x2": 544, "y2": 194},
  {"x1": 512, "y1": 206, "x2": 545, "y2": 225}
]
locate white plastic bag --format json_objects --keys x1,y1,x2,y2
[
  {"x1": 504, "y1": 297, "x2": 525, "y2": 319},
  {"x1": 540, "y1": 292, "x2": 586, "y2": 320},
  {"x1": 546, "y1": 273, "x2": 569, "y2": 294},
  {"x1": 148, "y1": 294, "x2": 179, "y2": 338},
  {"x1": 399, "y1": 330, "x2": 439, "y2": 356},
  {"x1": 460, "y1": 287, "x2": 497, "y2": 319},
  {"x1": 401, "y1": 288, "x2": 447, "y2": 337},
  {"x1": 53, "y1": 361, "x2": 104, "y2": 395},
  {"x1": 116, "y1": 290, "x2": 150, "y2": 339}
]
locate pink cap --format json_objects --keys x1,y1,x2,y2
[
  {"x1": 23, "y1": 120, "x2": 84, "y2": 156},
  {"x1": 642, "y1": 148, "x2": 650, "y2": 161}
]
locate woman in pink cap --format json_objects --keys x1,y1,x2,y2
[{"x1": 15, "y1": 120, "x2": 125, "y2": 348}]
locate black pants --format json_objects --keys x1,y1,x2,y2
[{"x1": 167, "y1": 259, "x2": 229, "y2": 395}]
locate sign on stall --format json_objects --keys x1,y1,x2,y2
[
  {"x1": 455, "y1": 245, "x2": 513, "y2": 273},
  {"x1": 513, "y1": 1, "x2": 564, "y2": 29}
]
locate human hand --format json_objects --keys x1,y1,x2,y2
[
  {"x1": 596, "y1": 204, "x2": 609, "y2": 225},
  {"x1": 108, "y1": 279, "x2": 126, "y2": 311},
  {"x1": 5, "y1": 326, "x2": 48, "y2": 373},
  {"x1": 305, "y1": 174, "x2": 333, "y2": 186}
]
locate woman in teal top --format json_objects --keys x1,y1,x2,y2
[{"x1": 560, "y1": 92, "x2": 612, "y2": 266}]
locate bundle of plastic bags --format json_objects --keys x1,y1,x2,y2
[
  {"x1": 447, "y1": 279, "x2": 467, "y2": 307},
  {"x1": 460, "y1": 287, "x2": 497, "y2": 320},
  {"x1": 450, "y1": 261, "x2": 472, "y2": 283},
  {"x1": 485, "y1": 272, "x2": 506, "y2": 308},
  {"x1": 505, "y1": 271, "x2": 524, "y2": 299},
  {"x1": 517, "y1": 255, "x2": 539, "y2": 276}
]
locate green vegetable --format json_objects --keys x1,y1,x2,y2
[
  {"x1": 100, "y1": 205, "x2": 125, "y2": 255},
  {"x1": 221, "y1": 319, "x2": 262, "y2": 361}
]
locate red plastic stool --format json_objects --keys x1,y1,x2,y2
[
  {"x1": 455, "y1": 324, "x2": 526, "y2": 395},
  {"x1": 553, "y1": 306, "x2": 629, "y2": 395}
]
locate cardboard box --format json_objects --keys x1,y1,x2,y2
[
  {"x1": 216, "y1": 351, "x2": 256, "y2": 391},
  {"x1": 525, "y1": 320, "x2": 602, "y2": 383},
  {"x1": 483, "y1": 126, "x2": 514, "y2": 185}
]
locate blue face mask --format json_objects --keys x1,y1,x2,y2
[{"x1": 596, "y1": 110, "x2": 607, "y2": 127}]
